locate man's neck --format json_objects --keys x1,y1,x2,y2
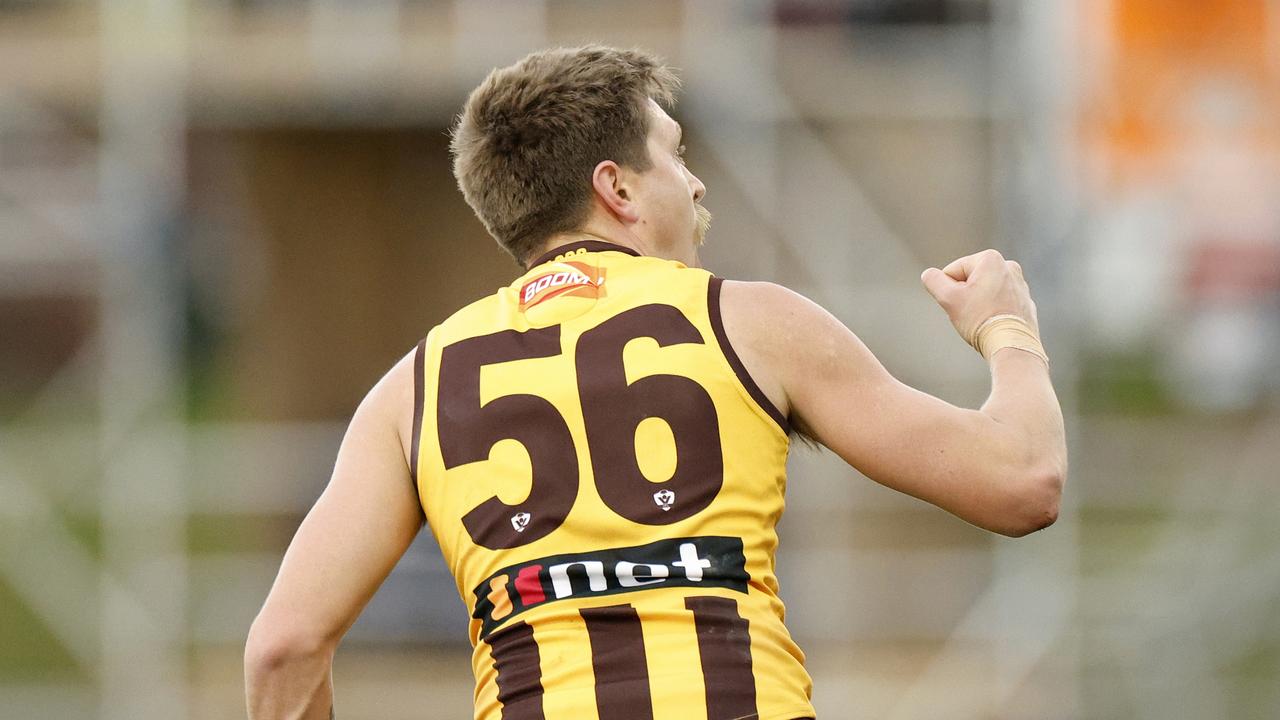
[
  {"x1": 526, "y1": 231, "x2": 697, "y2": 270},
  {"x1": 527, "y1": 232, "x2": 646, "y2": 269}
]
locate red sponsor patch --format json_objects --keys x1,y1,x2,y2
[{"x1": 518, "y1": 261, "x2": 605, "y2": 312}]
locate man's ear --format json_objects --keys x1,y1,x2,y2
[{"x1": 591, "y1": 160, "x2": 639, "y2": 224}]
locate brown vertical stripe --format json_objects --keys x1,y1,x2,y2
[
  {"x1": 489, "y1": 621, "x2": 546, "y2": 720},
  {"x1": 580, "y1": 604, "x2": 655, "y2": 720},
  {"x1": 409, "y1": 336, "x2": 426, "y2": 487},
  {"x1": 685, "y1": 595, "x2": 757, "y2": 720},
  {"x1": 705, "y1": 277, "x2": 791, "y2": 435}
]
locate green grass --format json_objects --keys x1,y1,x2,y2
[
  {"x1": 1076, "y1": 505, "x2": 1175, "y2": 575},
  {"x1": 187, "y1": 513, "x2": 297, "y2": 555},
  {"x1": 1078, "y1": 348, "x2": 1175, "y2": 415},
  {"x1": 0, "y1": 580, "x2": 86, "y2": 681},
  {"x1": 55, "y1": 511, "x2": 297, "y2": 557},
  {"x1": 0, "y1": 511, "x2": 295, "y2": 682}
]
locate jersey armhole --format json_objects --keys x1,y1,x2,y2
[
  {"x1": 706, "y1": 276, "x2": 792, "y2": 436},
  {"x1": 409, "y1": 336, "x2": 427, "y2": 497}
]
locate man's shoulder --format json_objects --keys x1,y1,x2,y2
[
  {"x1": 429, "y1": 282, "x2": 518, "y2": 340},
  {"x1": 717, "y1": 278, "x2": 796, "y2": 304},
  {"x1": 716, "y1": 279, "x2": 818, "y2": 338},
  {"x1": 714, "y1": 279, "x2": 866, "y2": 425}
]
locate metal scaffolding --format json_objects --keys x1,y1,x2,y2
[{"x1": 5, "y1": 1, "x2": 1275, "y2": 718}]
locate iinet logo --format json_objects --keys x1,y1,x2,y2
[
  {"x1": 472, "y1": 536, "x2": 749, "y2": 639},
  {"x1": 517, "y1": 261, "x2": 605, "y2": 312}
]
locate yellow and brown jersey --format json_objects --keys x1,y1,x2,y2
[{"x1": 410, "y1": 241, "x2": 814, "y2": 720}]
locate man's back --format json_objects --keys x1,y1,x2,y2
[
  {"x1": 244, "y1": 45, "x2": 1063, "y2": 720},
  {"x1": 414, "y1": 240, "x2": 813, "y2": 719}
]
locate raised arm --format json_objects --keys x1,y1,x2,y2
[
  {"x1": 719, "y1": 249, "x2": 1066, "y2": 537},
  {"x1": 245, "y1": 347, "x2": 424, "y2": 719}
]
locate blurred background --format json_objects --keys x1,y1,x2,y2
[{"x1": 2, "y1": 0, "x2": 1278, "y2": 718}]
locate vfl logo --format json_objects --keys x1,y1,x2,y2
[
  {"x1": 471, "y1": 536, "x2": 749, "y2": 639},
  {"x1": 518, "y1": 261, "x2": 606, "y2": 312},
  {"x1": 653, "y1": 489, "x2": 675, "y2": 511},
  {"x1": 510, "y1": 512, "x2": 531, "y2": 533}
]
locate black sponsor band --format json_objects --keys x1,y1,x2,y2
[{"x1": 472, "y1": 536, "x2": 749, "y2": 640}]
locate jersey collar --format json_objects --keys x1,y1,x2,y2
[{"x1": 526, "y1": 240, "x2": 641, "y2": 270}]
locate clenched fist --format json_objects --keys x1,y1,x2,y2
[{"x1": 920, "y1": 249, "x2": 1040, "y2": 349}]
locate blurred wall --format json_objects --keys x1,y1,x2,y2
[{"x1": 185, "y1": 127, "x2": 515, "y2": 420}]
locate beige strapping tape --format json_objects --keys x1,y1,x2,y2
[{"x1": 970, "y1": 313, "x2": 1049, "y2": 365}]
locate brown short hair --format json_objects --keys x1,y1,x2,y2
[{"x1": 450, "y1": 45, "x2": 681, "y2": 265}]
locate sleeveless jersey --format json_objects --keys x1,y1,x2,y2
[{"x1": 410, "y1": 240, "x2": 814, "y2": 720}]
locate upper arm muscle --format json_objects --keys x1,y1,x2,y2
[{"x1": 720, "y1": 281, "x2": 1024, "y2": 532}]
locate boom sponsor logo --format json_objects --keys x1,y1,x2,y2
[
  {"x1": 471, "y1": 536, "x2": 749, "y2": 639},
  {"x1": 518, "y1": 261, "x2": 606, "y2": 312}
]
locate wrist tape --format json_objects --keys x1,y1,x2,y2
[{"x1": 969, "y1": 314, "x2": 1049, "y2": 365}]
